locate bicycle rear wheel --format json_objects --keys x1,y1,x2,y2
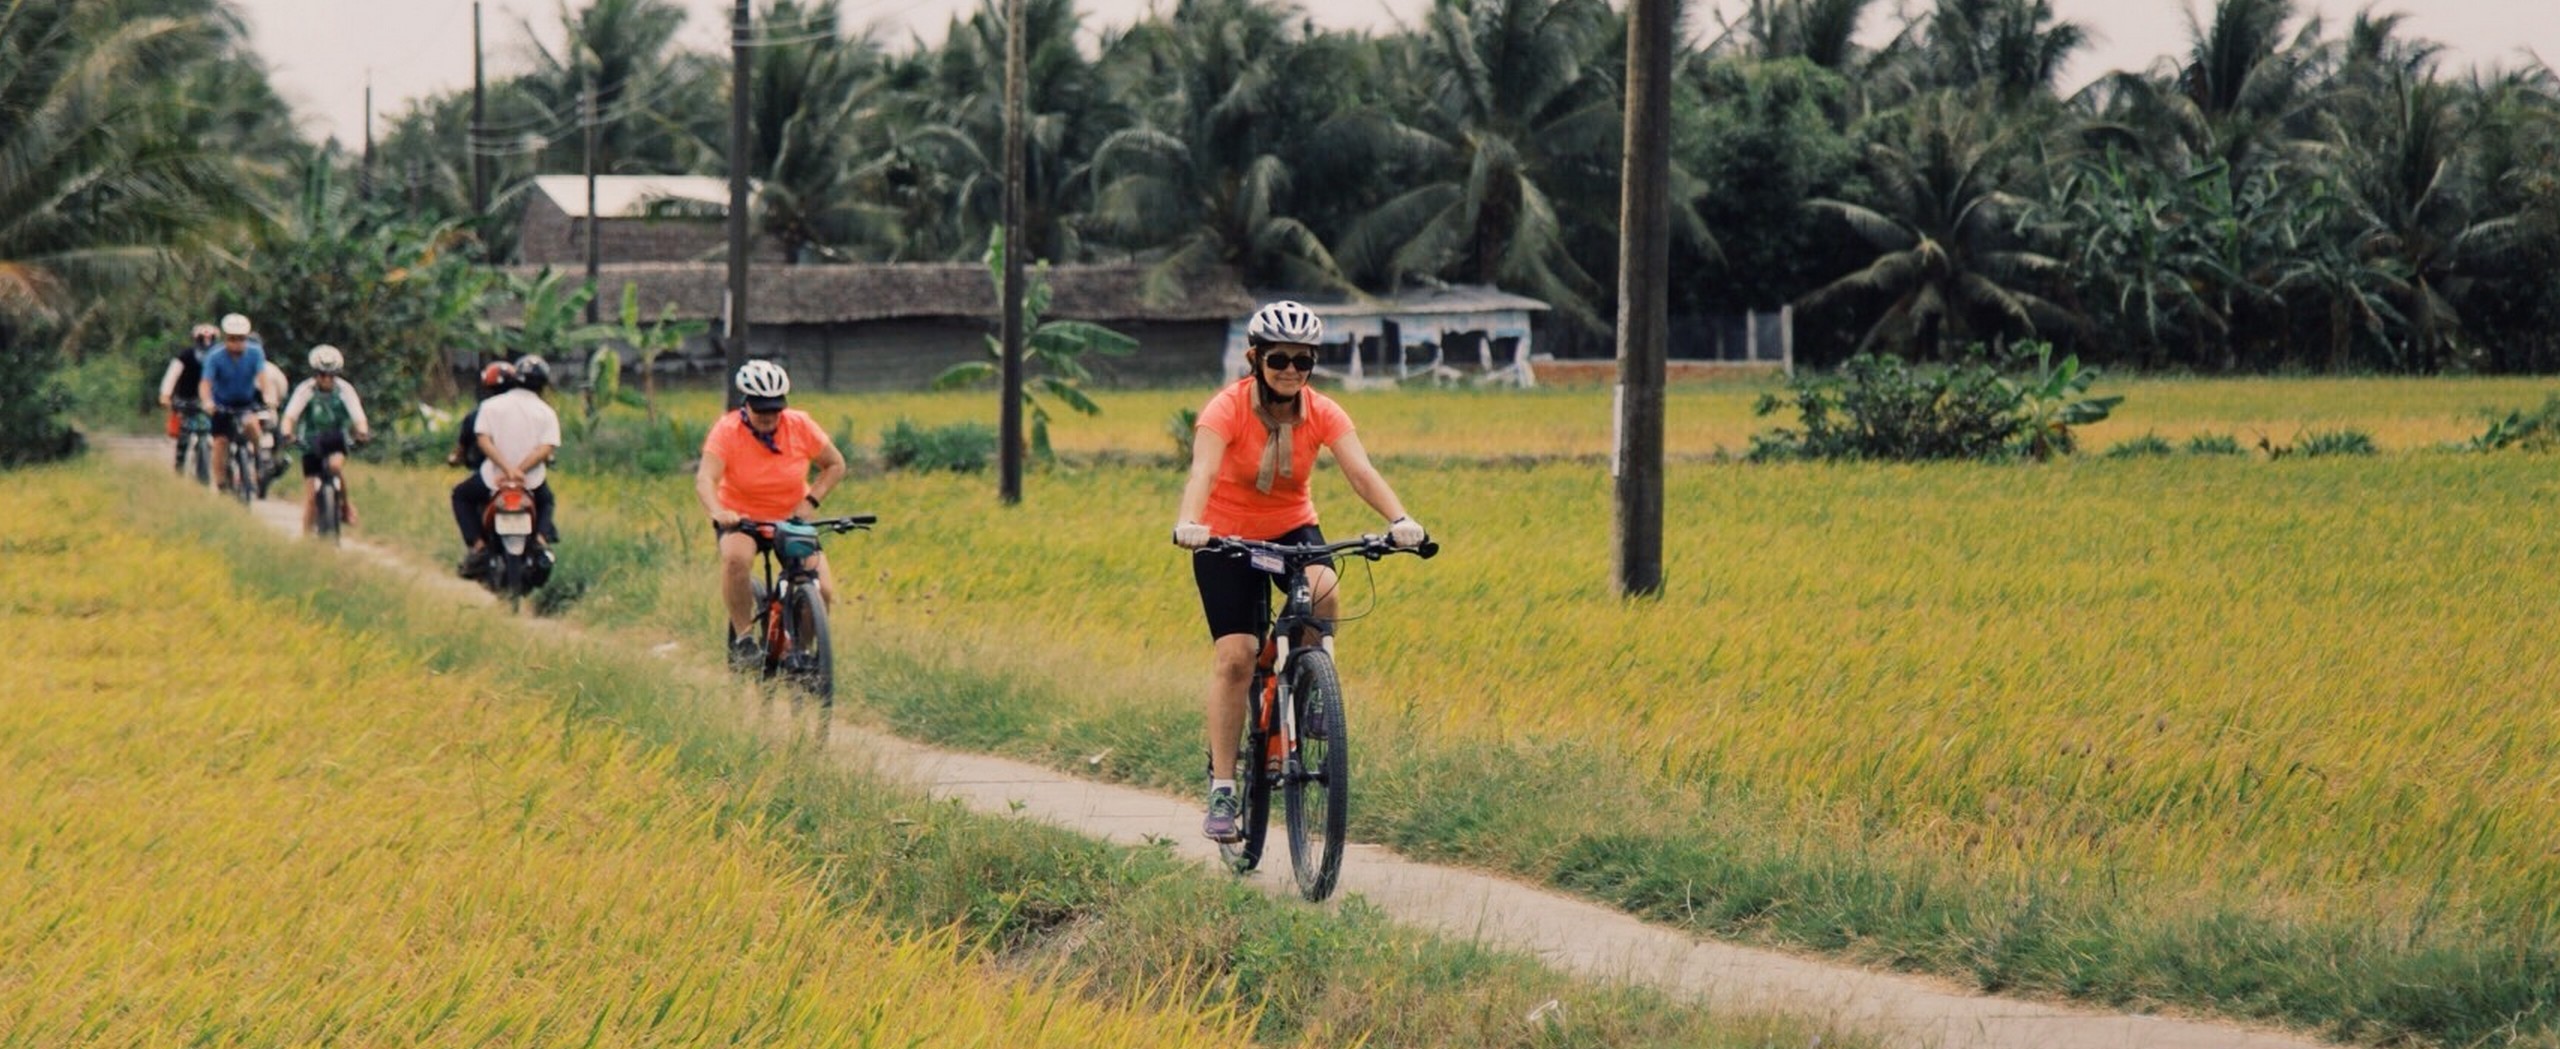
[
  {"x1": 1219, "y1": 675, "x2": 1277, "y2": 874},
  {"x1": 1283, "y1": 649, "x2": 1348, "y2": 901},
  {"x1": 780, "y1": 585, "x2": 834, "y2": 704}
]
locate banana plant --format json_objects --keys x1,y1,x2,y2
[
  {"x1": 2007, "y1": 341, "x2": 2122, "y2": 460},
  {"x1": 933, "y1": 230, "x2": 1136, "y2": 460}
]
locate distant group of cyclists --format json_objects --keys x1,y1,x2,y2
[
  {"x1": 161, "y1": 312, "x2": 371, "y2": 530},
  {"x1": 157, "y1": 300, "x2": 1429, "y2": 841}
]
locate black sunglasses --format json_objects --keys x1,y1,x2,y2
[{"x1": 1262, "y1": 352, "x2": 1316, "y2": 373}]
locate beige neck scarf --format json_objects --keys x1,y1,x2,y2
[{"x1": 1249, "y1": 379, "x2": 1304, "y2": 494}]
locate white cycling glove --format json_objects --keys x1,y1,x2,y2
[
  {"x1": 1173, "y1": 521, "x2": 1213, "y2": 549},
  {"x1": 1388, "y1": 516, "x2": 1427, "y2": 548}
]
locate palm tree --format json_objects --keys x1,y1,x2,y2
[
  {"x1": 890, "y1": 0, "x2": 1110, "y2": 262},
  {"x1": 2324, "y1": 70, "x2": 2539, "y2": 370},
  {"x1": 1910, "y1": 0, "x2": 2088, "y2": 108},
  {"x1": 1081, "y1": 0, "x2": 1347, "y2": 295},
  {"x1": 0, "y1": 1, "x2": 266, "y2": 328},
  {"x1": 1798, "y1": 91, "x2": 2074, "y2": 356},
  {"x1": 1331, "y1": 0, "x2": 1635, "y2": 328},
  {"x1": 509, "y1": 0, "x2": 701, "y2": 174},
  {"x1": 740, "y1": 1, "x2": 897, "y2": 262}
]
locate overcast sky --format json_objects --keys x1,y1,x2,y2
[{"x1": 241, "y1": 0, "x2": 2556, "y2": 146}]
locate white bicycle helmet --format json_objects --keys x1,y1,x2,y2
[
  {"x1": 736, "y1": 359, "x2": 791, "y2": 401},
  {"x1": 218, "y1": 313, "x2": 253, "y2": 336},
  {"x1": 1246, "y1": 300, "x2": 1324, "y2": 346},
  {"x1": 307, "y1": 345, "x2": 344, "y2": 374}
]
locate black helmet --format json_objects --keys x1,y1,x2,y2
[{"x1": 515, "y1": 354, "x2": 551, "y2": 393}]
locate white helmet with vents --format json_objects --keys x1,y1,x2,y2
[
  {"x1": 307, "y1": 345, "x2": 345, "y2": 374},
  {"x1": 1246, "y1": 301, "x2": 1323, "y2": 347},
  {"x1": 736, "y1": 359, "x2": 791, "y2": 404}
]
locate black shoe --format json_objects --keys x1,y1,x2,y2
[
  {"x1": 455, "y1": 549, "x2": 490, "y2": 579},
  {"x1": 728, "y1": 634, "x2": 764, "y2": 671}
]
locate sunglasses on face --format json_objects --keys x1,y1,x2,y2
[{"x1": 1262, "y1": 352, "x2": 1316, "y2": 373}]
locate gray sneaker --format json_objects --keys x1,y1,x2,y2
[
  {"x1": 1202, "y1": 787, "x2": 1243, "y2": 842},
  {"x1": 728, "y1": 634, "x2": 764, "y2": 672}
]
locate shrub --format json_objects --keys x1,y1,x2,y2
[
  {"x1": 0, "y1": 332, "x2": 81, "y2": 465},
  {"x1": 880, "y1": 418, "x2": 995, "y2": 473},
  {"x1": 2186, "y1": 433, "x2": 2246, "y2": 456},
  {"x1": 1749, "y1": 341, "x2": 2119, "y2": 463},
  {"x1": 2104, "y1": 433, "x2": 2177, "y2": 459},
  {"x1": 2292, "y1": 428, "x2": 2378, "y2": 458},
  {"x1": 2469, "y1": 395, "x2": 2560, "y2": 452},
  {"x1": 1167, "y1": 407, "x2": 1199, "y2": 463}
]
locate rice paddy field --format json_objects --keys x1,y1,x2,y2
[
  {"x1": 337, "y1": 376, "x2": 2560, "y2": 1046},
  {"x1": 637, "y1": 374, "x2": 2560, "y2": 459},
  {"x1": 8, "y1": 461, "x2": 1859, "y2": 1049}
]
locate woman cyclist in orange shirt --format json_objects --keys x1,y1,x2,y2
[
  {"x1": 696, "y1": 360, "x2": 850, "y2": 666},
  {"x1": 1171, "y1": 301, "x2": 1429, "y2": 841}
]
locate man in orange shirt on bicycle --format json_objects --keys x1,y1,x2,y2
[{"x1": 694, "y1": 359, "x2": 849, "y2": 667}]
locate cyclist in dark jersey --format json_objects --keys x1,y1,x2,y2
[
  {"x1": 157, "y1": 323, "x2": 215, "y2": 473},
  {"x1": 280, "y1": 345, "x2": 372, "y2": 534}
]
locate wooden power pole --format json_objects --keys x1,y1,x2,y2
[
  {"x1": 998, "y1": 0, "x2": 1027, "y2": 504},
  {"x1": 1613, "y1": 0, "x2": 1674, "y2": 597},
  {"x1": 724, "y1": 0, "x2": 752, "y2": 407},
  {"x1": 471, "y1": 2, "x2": 487, "y2": 219},
  {"x1": 583, "y1": 82, "x2": 601, "y2": 325}
]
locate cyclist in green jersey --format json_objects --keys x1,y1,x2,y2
[{"x1": 279, "y1": 345, "x2": 373, "y2": 534}]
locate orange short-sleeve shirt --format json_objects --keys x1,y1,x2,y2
[
  {"x1": 703, "y1": 408, "x2": 835, "y2": 520},
  {"x1": 1196, "y1": 378, "x2": 1354, "y2": 538}
]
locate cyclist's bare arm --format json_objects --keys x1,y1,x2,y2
[
  {"x1": 696, "y1": 447, "x2": 740, "y2": 527},
  {"x1": 809, "y1": 434, "x2": 848, "y2": 507},
  {"x1": 1325, "y1": 431, "x2": 1410, "y2": 525},
  {"x1": 1176, "y1": 427, "x2": 1228, "y2": 528}
]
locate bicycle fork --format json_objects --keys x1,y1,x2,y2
[{"x1": 1258, "y1": 636, "x2": 1295, "y2": 775}]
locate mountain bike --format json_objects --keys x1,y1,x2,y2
[
  {"x1": 726, "y1": 515, "x2": 876, "y2": 706},
  {"x1": 172, "y1": 398, "x2": 212, "y2": 486},
  {"x1": 1201, "y1": 533, "x2": 1437, "y2": 902},
  {"x1": 293, "y1": 434, "x2": 358, "y2": 546},
  {"x1": 218, "y1": 411, "x2": 262, "y2": 506}
]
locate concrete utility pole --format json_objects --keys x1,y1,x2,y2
[
  {"x1": 471, "y1": 2, "x2": 487, "y2": 219},
  {"x1": 724, "y1": 0, "x2": 752, "y2": 406},
  {"x1": 583, "y1": 82, "x2": 601, "y2": 325},
  {"x1": 1613, "y1": 0, "x2": 1674, "y2": 597},
  {"x1": 998, "y1": 0, "x2": 1027, "y2": 503},
  {"x1": 361, "y1": 76, "x2": 375, "y2": 201}
]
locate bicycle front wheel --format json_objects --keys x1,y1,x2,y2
[
  {"x1": 229, "y1": 450, "x2": 253, "y2": 505},
  {"x1": 1283, "y1": 649, "x2": 1348, "y2": 901},
  {"x1": 315, "y1": 481, "x2": 341, "y2": 544},
  {"x1": 190, "y1": 435, "x2": 211, "y2": 486},
  {"x1": 781, "y1": 586, "x2": 834, "y2": 704}
]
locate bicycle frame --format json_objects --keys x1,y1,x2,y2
[{"x1": 731, "y1": 514, "x2": 876, "y2": 667}]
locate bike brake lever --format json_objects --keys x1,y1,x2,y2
[{"x1": 1415, "y1": 539, "x2": 1440, "y2": 559}]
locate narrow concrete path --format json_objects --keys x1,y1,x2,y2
[{"x1": 108, "y1": 439, "x2": 2332, "y2": 1049}]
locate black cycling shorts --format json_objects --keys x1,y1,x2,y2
[
  {"x1": 299, "y1": 431, "x2": 350, "y2": 477},
  {"x1": 209, "y1": 407, "x2": 257, "y2": 440},
  {"x1": 1192, "y1": 523, "x2": 1332, "y2": 641}
]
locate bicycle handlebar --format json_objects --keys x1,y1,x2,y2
[
  {"x1": 728, "y1": 513, "x2": 878, "y2": 534},
  {"x1": 1203, "y1": 534, "x2": 1439, "y2": 562}
]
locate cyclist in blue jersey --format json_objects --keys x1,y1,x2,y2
[{"x1": 197, "y1": 313, "x2": 269, "y2": 496}]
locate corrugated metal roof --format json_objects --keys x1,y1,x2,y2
[{"x1": 530, "y1": 175, "x2": 746, "y2": 219}]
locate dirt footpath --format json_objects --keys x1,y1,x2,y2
[{"x1": 106, "y1": 437, "x2": 2331, "y2": 1049}]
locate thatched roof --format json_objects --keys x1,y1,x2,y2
[{"x1": 513, "y1": 262, "x2": 1254, "y2": 325}]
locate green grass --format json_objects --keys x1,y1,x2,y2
[
  {"x1": 90, "y1": 460, "x2": 1861, "y2": 1049},
  {"x1": 316, "y1": 378, "x2": 2560, "y2": 1046}
]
